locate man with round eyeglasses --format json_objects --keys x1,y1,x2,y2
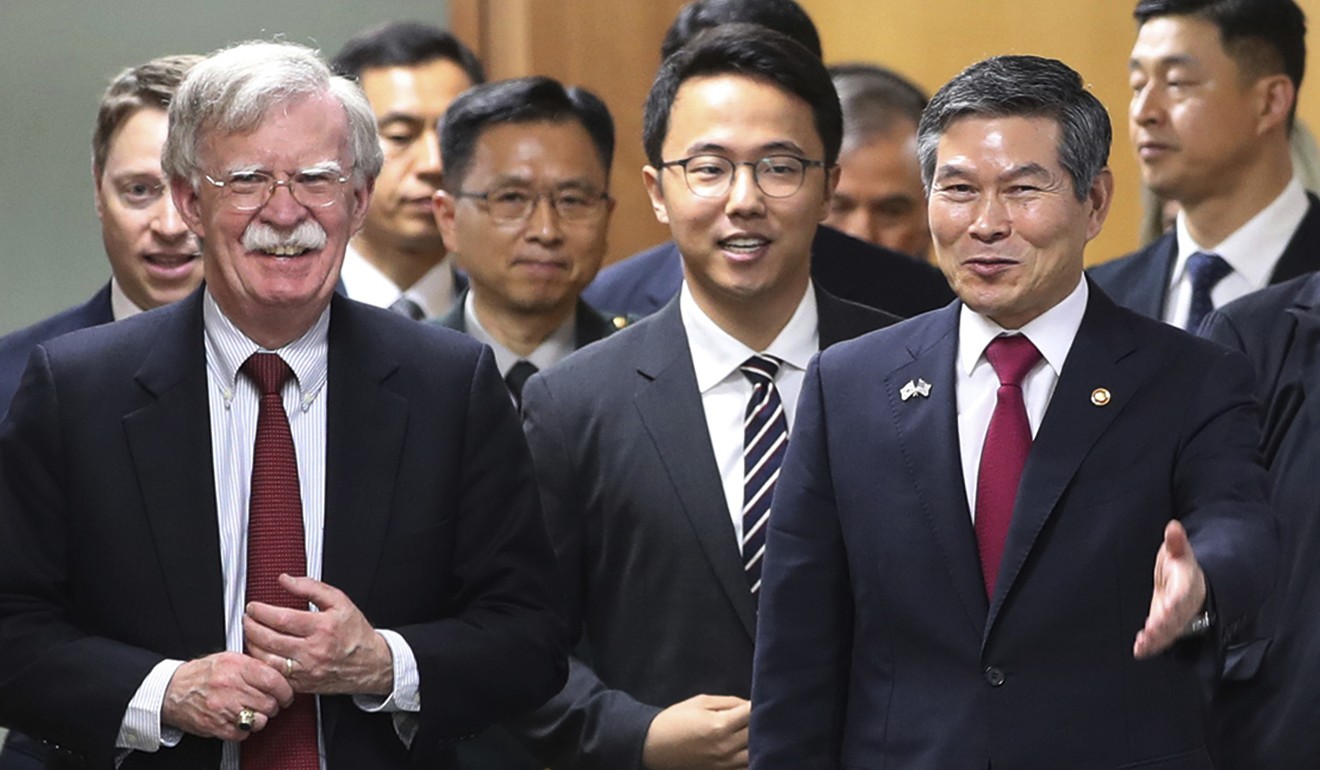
[
  {"x1": 509, "y1": 26, "x2": 898, "y2": 770},
  {"x1": 0, "y1": 40, "x2": 566, "y2": 769},
  {"x1": 431, "y1": 76, "x2": 626, "y2": 410}
]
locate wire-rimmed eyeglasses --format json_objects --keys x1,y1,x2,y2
[
  {"x1": 202, "y1": 168, "x2": 352, "y2": 211},
  {"x1": 658, "y1": 154, "x2": 828, "y2": 199},
  {"x1": 455, "y1": 187, "x2": 612, "y2": 224}
]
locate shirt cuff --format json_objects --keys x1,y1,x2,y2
[
  {"x1": 116, "y1": 659, "x2": 185, "y2": 753},
  {"x1": 352, "y1": 630, "x2": 420, "y2": 748}
]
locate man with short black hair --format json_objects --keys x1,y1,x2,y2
[
  {"x1": 514, "y1": 25, "x2": 897, "y2": 770},
  {"x1": 751, "y1": 54, "x2": 1274, "y2": 769},
  {"x1": 1091, "y1": 0, "x2": 1315, "y2": 331},
  {"x1": 825, "y1": 63, "x2": 931, "y2": 260},
  {"x1": 433, "y1": 76, "x2": 625, "y2": 407},
  {"x1": 331, "y1": 21, "x2": 483, "y2": 320},
  {"x1": 582, "y1": 0, "x2": 952, "y2": 320}
]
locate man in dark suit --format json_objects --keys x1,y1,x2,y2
[
  {"x1": 0, "y1": 55, "x2": 202, "y2": 419},
  {"x1": 0, "y1": 41, "x2": 566, "y2": 770},
  {"x1": 1090, "y1": 0, "x2": 1314, "y2": 331},
  {"x1": 1201, "y1": 274, "x2": 1320, "y2": 768},
  {"x1": 751, "y1": 55, "x2": 1275, "y2": 769},
  {"x1": 580, "y1": 0, "x2": 951, "y2": 320},
  {"x1": 330, "y1": 22, "x2": 483, "y2": 321},
  {"x1": 432, "y1": 77, "x2": 626, "y2": 408},
  {"x1": 512, "y1": 27, "x2": 897, "y2": 770}
]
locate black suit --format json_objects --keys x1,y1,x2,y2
[
  {"x1": 1201, "y1": 272, "x2": 1320, "y2": 769},
  {"x1": 0, "y1": 290, "x2": 567, "y2": 769},
  {"x1": 511, "y1": 287, "x2": 898, "y2": 769},
  {"x1": 582, "y1": 225, "x2": 952, "y2": 319},
  {"x1": 1089, "y1": 193, "x2": 1320, "y2": 320},
  {"x1": 435, "y1": 290, "x2": 623, "y2": 352},
  {"x1": 0, "y1": 283, "x2": 114, "y2": 419}
]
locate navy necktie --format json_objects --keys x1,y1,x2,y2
[
  {"x1": 505, "y1": 360, "x2": 539, "y2": 406},
  {"x1": 740, "y1": 355, "x2": 788, "y2": 595},
  {"x1": 388, "y1": 296, "x2": 425, "y2": 321},
  {"x1": 1184, "y1": 252, "x2": 1232, "y2": 332}
]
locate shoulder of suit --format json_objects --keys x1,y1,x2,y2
[{"x1": 1088, "y1": 234, "x2": 1170, "y2": 282}]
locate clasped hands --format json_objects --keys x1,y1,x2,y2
[{"x1": 162, "y1": 574, "x2": 394, "y2": 740}]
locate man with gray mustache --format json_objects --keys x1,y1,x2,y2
[{"x1": 0, "y1": 40, "x2": 566, "y2": 769}]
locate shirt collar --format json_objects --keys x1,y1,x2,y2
[
  {"x1": 202, "y1": 289, "x2": 330, "y2": 411},
  {"x1": 1172, "y1": 176, "x2": 1308, "y2": 289},
  {"x1": 463, "y1": 291, "x2": 576, "y2": 377},
  {"x1": 958, "y1": 275, "x2": 1088, "y2": 379},
  {"x1": 680, "y1": 280, "x2": 820, "y2": 393},
  {"x1": 109, "y1": 276, "x2": 146, "y2": 321},
  {"x1": 340, "y1": 243, "x2": 455, "y2": 318}
]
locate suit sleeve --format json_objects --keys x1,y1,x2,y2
[
  {"x1": 391, "y1": 345, "x2": 569, "y2": 751},
  {"x1": 749, "y1": 354, "x2": 852, "y2": 770},
  {"x1": 0, "y1": 345, "x2": 163, "y2": 768},
  {"x1": 508, "y1": 373, "x2": 662, "y2": 770}
]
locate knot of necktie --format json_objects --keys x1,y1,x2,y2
[
  {"x1": 984, "y1": 334, "x2": 1041, "y2": 388},
  {"x1": 1184, "y1": 251, "x2": 1232, "y2": 332},
  {"x1": 740, "y1": 354, "x2": 781, "y2": 387},
  {"x1": 241, "y1": 352, "x2": 294, "y2": 396}
]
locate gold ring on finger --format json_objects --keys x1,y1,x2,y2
[{"x1": 284, "y1": 657, "x2": 295, "y2": 678}]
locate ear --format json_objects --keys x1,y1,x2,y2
[
  {"x1": 818, "y1": 163, "x2": 842, "y2": 223},
  {"x1": 433, "y1": 190, "x2": 460, "y2": 253},
  {"x1": 642, "y1": 165, "x2": 670, "y2": 225},
  {"x1": 170, "y1": 176, "x2": 206, "y2": 239},
  {"x1": 93, "y1": 165, "x2": 106, "y2": 221},
  {"x1": 1084, "y1": 167, "x2": 1115, "y2": 242},
  {"x1": 348, "y1": 177, "x2": 374, "y2": 235},
  {"x1": 1255, "y1": 73, "x2": 1295, "y2": 136}
]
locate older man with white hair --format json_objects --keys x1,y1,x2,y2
[{"x1": 0, "y1": 40, "x2": 566, "y2": 770}]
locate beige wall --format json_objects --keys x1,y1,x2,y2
[{"x1": 803, "y1": 0, "x2": 1320, "y2": 266}]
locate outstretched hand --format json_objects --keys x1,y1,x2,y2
[{"x1": 1133, "y1": 520, "x2": 1207, "y2": 660}]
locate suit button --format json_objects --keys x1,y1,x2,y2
[{"x1": 984, "y1": 666, "x2": 1006, "y2": 687}]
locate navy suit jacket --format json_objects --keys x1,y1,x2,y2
[
  {"x1": 0, "y1": 290, "x2": 567, "y2": 769},
  {"x1": 1201, "y1": 272, "x2": 1320, "y2": 769},
  {"x1": 511, "y1": 288, "x2": 898, "y2": 770},
  {"x1": 582, "y1": 225, "x2": 952, "y2": 320},
  {"x1": 0, "y1": 283, "x2": 114, "y2": 419},
  {"x1": 435, "y1": 291, "x2": 622, "y2": 353},
  {"x1": 1089, "y1": 193, "x2": 1320, "y2": 321},
  {"x1": 751, "y1": 284, "x2": 1276, "y2": 770}
]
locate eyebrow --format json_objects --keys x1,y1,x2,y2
[
  {"x1": 487, "y1": 172, "x2": 603, "y2": 190},
  {"x1": 1128, "y1": 53, "x2": 1198, "y2": 71},
  {"x1": 683, "y1": 140, "x2": 810, "y2": 157},
  {"x1": 376, "y1": 112, "x2": 425, "y2": 126},
  {"x1": 932, "y1": 162, "x2": 1053, "y2": 183}
]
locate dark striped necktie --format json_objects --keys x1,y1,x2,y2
[{"x1": 740, "y1": 354, "x2": 788, "y2": 596}]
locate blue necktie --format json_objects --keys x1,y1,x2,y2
[
  {"x1": 1184, "y1": 252, "x2": 1232, "y2": 332},
  {"x1": 740, "y1": 355, "x2": 788, "y2": 595}
]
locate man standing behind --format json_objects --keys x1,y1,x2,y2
[
  {"x1": 825, "y1": 63, "x2": 931, "y2": 261},
  {"x1": 0, "y1": 55, "x2": 202, "y2": 415},
  {"x1": 331, "y1": 21, "x2": 483, "y2": 320},
  {"x1": 1091, "y1": 0, "x2": 1314, "y2": 331},
  {"x1": 514, "y1": 27, "x2": 897, "y2": 770},
  {"x1": 433, "y1": 77, "x2": 624, "y2": 405},
  {"x1": 751, "y1": 55, "x2": 1275, "y2": 769},
  {"x1": 0, "y1": 41, "x2": 565, "y2": 769}
]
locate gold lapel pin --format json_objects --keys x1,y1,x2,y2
[{"x1": 1091, "y1": 388, "x2": 1111, "y2": 407}]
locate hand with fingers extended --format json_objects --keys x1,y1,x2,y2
[
  {"x1": 642, "y1": 694, "x2": 751, "y2": 770},
  {"x1": 243, "y1": 573, "x2": 394, "y2": 696},
  {"x1": 161, "y1": 651, "x2": 294, "y2": 741},
  {"x1": 1133, "y1": 519, "x2": 1209, "y2": 660}
]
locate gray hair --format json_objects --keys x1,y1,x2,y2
[
  {"x1": 829, "y1": 62, "x2": 926, "y2": 152},
  {"x1": 163, "y1": 40, "x2": 383, "y2": 187},
  {"x1": 916, "y1": 55, "x2": 1110, "y2": 202}
]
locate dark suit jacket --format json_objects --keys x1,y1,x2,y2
[
  {"x1": 582, "y1": 225, "x2": 952, "y2": 320},
  {"x1": 512, "y1": 288, "x2": 898, "y2": 770},
  {"x1": 1201, "y1": 272, "x2": 1320, "y2": 769},
  {"x1": 1089, "y1": 193, "x2": 1320, "y2": 320},
  {"x1": 750, "y1": 284, "x2": 1276, "y2": 770},
  {"x1": 0, "y1": 283, "x2": 113, "y2": 419},
  {"x1": 435, "y1": 290, "x2": 623, "y2": 352},
  {"x1": 0, "y1": 290, "x2": 567, "y2": 769}
]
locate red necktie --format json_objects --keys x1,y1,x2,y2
[
  {"x1": 974, "y1": 335, "x2": 1041, "y2": 598},
  {"x1": 239, "y1": 353, "x2": 318, "y2": 770}
]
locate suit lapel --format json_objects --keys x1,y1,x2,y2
[
  {"x1": 123, "y1": 293, "x2": 226, "y2": 655},
  {"x1": 1138, "y1": 234, "x2": 1177, "y2": 319},
  {"x1": 986, "y1": 288, "x2": 1140, "y2": 634},
  {"x1": 1286, "y1": 276, "x2": 1320, "y2": 431},
  {"x1": 632, "y1": 301, "x2": 758, "y2": 640},
  {"x1": 1269, "y1": 194, "x2": 1320, "y2": 284},
  {"x1": 884, "y1": 305, "x2": 988, "y2": 633},
  {"x1": 573, "y1": 298, "x2": 618, "y2": 350}
]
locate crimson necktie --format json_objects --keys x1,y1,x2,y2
[
  {"x1": 1184, "y1": 251, "x2": 1232, "y2": 332},
  {"x1": 974, "y1": 335, "x2": 1041, "y2": 598},
  {"x1": 741, "y1": 355, "x2": 788, "y2": 595},
  {"x1": 239, "y1": 353, "x2": 318, "y2": 770}
]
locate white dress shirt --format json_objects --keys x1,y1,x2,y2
[
  {"x1": 115, "y1": 291, "x2": 420, "y2": 768},
  {"x1": 1163, "y1": 176, "x2": 1308, "y2": 327},
  {"x1": 109, "y1": 277, "x2": 146, "y2": 322},
  {"x1": 340, "y1": 244, "x2": 456, "y2": 319},
  {"x1": 956, "y1": 277, "x2": 1088, "y2": 518},
  {"x1": 680, "y1": 281, "x2": 819, "y2": 544},
  {"x1": 462, "y1": 290, "x2": 576, "y2": 378}
]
